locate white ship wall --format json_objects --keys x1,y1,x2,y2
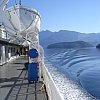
[{"x1": 0, "y1": 45, "x2": 18, "y2": 65}]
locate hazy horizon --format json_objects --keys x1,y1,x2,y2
[{"x1": 40, "y1": 29, "x2": 100, "y2": 34}]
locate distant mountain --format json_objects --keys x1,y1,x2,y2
[
  {"x1": 78, "y1": 33, "x2": 100, "y2": 44},
  {"x1": 39, "y1": 30, "x2": 100, "y2": 48},
  {"x1": 39, "y1": 30, "x2": 80, "y2": 48},
  {"x1": 47, "y1": 41, "x2": 93, "y2": 49}
]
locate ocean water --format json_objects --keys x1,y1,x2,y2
[{"x1": 45, "y1": 47, "x2": 100, "y2": 100}]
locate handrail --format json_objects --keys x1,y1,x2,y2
[
  {"x1": 42, "y1": 62, "x2": 64, "y2": 100},
  {"x1": 0, "y1": 0, "x2": 9, "y2": 10}
]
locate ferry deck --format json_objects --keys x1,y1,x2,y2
[{"x1": 0, "y1": 55, "x2": 48, "y2": 100}]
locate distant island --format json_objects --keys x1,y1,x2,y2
[
  {"x1": 47, "y1": 41, "x2": 93, "y2": 49},
  {"x1": 96, "y1": 44, "x2": 100, "y2": 48}
]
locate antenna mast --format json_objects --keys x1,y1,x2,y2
[{"x1": 19, "y1": 0, "x2": 21, "y2": 5}]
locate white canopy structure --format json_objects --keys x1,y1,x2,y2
[{"x1": 0, "y1": 0, "x2": 41, "y2": 49}]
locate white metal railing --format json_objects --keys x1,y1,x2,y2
[{"x1": 42, "y1": 62, "x2": 64, "y2": 100}]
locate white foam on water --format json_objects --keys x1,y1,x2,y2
[{"x1": 45, "y1": 62, "x2": 98, "y2": 100}]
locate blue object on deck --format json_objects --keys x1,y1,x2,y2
[
  {"x1": 28, "y1": 48, "x2": 38, "y2": 58},
  {"x1": 28, "y1": 63, "x2": 38, "y2": 82}
]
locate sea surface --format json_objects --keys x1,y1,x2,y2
[{"x1": 45, "y1": 47, "x2": 100, "y2": 100}]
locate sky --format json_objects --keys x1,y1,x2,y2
[{"x1": 7, "y1": 0, "x2": 100, "y2": 33}]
